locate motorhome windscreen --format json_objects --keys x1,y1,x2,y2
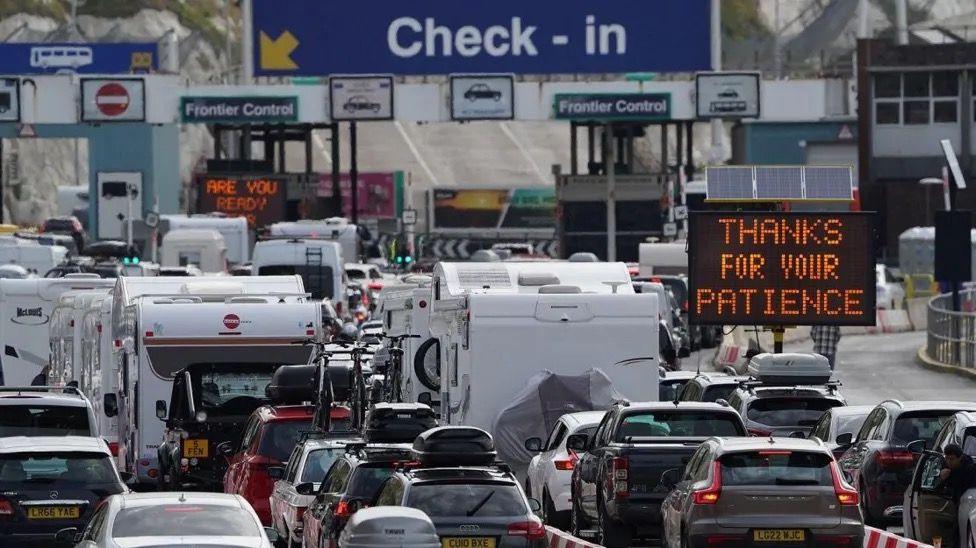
[
  {"x1": 187, "y1": 363, "x2": 280, "y2": 414},
  {"x1": 145, "y1": 346, "x2": 313, "y2": 380},
  {"x1": 257, "y1": 265, "x2": 334, "y2": 299}
]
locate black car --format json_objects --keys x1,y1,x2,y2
[
  {"x1": 838, "y1": 400, "x2": 976, "y2": 527},
  {"x1": 343, "y1": 96, "x2": 381, "y2": 113},
  {"x1": 464, "y1": 83, "x2": 502, "y2": 101},
  {"x1": 41, "y1": 215, "x2": 86, "y2": 253},
  {"x1": 676, "y1": 372, "x2": 745, "y2": 403},
  {"x1": 0, "y1": 436, "x2": 128, "y2": 544}
]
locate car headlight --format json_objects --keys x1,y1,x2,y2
[{"x1": 195, "y1": 410, "x2": 207, "y2": 423}]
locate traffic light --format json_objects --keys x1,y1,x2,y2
[
  {"x1": 393, "y1": 238, "x2": 412, "y2": 266},
  {"x1": 122, "y1": 245, "x2": 141, "y2": 265}
]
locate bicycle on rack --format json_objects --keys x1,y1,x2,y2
[{"x1": 376, "y1": 334, "x2": 420, "y2": 403}]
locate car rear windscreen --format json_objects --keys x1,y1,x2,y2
[
  {"x1": 0, "y1": 452, "x2": 120, "y2": 488},
  {"x1": 301, "y1": 447, "x2": 343, "y2": 483},
  {"x1": 407, "y1": 482, "x2": 527, "y2": 517},
  {"x1": 0, "y1": 405, "x2": 90, "y2": 436},
  {"x1": 747, "y1": 398, "x2": 844, "y2": 428},
  {"x1": 720, "y1": 451, "x2": 833, "y2": 486},
  {"x1": 891, "y1": 412, "x2": 956, "y2": 445},
  {"x1": 615, "y1": 411, "x2": 744, "y2": 440},
  {"x1": 702, "y1": 384, "x2": 737, "y2": 403},
  {"x1": 112, "y1": 504, "x2": 260, "y2": 537},
  {"x1": 347, "y1": 463, "x2": 399, "y2": 498}
]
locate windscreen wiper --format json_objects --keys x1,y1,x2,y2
[{"x1": 466, "y1": 491, "x2": 496, "y2": 517}]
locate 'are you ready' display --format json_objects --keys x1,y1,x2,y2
[{"x1": 688, "y1": 212, "x2": 876, "y2": 326}]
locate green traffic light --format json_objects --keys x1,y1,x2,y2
[
  {"x1": 405, "y1": 256, "x2": 412, "y2": 263},
  {"x1": 123, "y1": 257, "x2": 130, "y2": 265}
]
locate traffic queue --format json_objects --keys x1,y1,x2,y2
[{"x1": 0, "y1": 231, "x2": 971, "y2": 548}]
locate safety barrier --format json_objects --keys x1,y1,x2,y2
[
  {"x1": 863, "y1": 526, "x2": 933, "y2": 548},
  {"x1": 878, "y1": 309, "x2": 913, "y2": 333},
  {"x1": 906, "y1": 297, "x2": 929, "y2": 331},
  {"x1": 545, "y1": 526, "x2": 932, "y2": 548},
  {"x1": 926, "y1": 289, "x2": 976, "y2": 369}
]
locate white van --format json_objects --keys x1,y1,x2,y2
[
  {"x1": 268, "y1": 218, "x2": 359, "y2": 262},
  {"x1": 377, "y1": 275, "x2": 434, "y2": 404},
  {"x1": 252, "y1": 239, "x2": 345, "y2": 304},
  {"x1": 0, "y1": 242, "x2": 69, "y2": 275},
  {"x1": 161, "y1": 214, "x2": 250, "y2": 264},
  {"x1": 115, "y1": 296, "x2": 320, "y2": 486},
  {"x1": 638, "y1": 241, "x2": 688, "y2": 277},
  {"x1": 48, "y1": 289, "x2": 111, "y2": 388},
  {"x1": 426, "y1": 262, "x2": 659, "y2": 432},
  {"x1": 0, "y1": 275, "x2": 116, "y2": 387},
  {"x1": 160, "y1": 229, "x2": 228, "y2": 274}
]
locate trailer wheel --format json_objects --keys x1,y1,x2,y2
[{"x1": 413, "y1": 337, "x2": 441, "y2": 391}]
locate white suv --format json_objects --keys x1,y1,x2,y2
[
  {"x1": 524, "y1": 410, "x2": 605, "y2": 529},
  {"x1": 0, "y1": 386, "x2": 98, "y2": 437}
]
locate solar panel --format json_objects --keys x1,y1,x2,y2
[
  {"x1": 804, "y1": 166, "x2": 854, "y2": 200},
  {"x1": 705, "y1": 167, "x2": 754, "y2": 200},
  {"x1": 756, "y1": 166, "x2": 803, "y2": 199}
]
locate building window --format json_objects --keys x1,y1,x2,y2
[
  {"x1": 875, "y1": 73, "x2": 901, "y2": 98},
  {"x1": 904, "y1": 100, "x2": 930, "y2": 124},
  {"x1": 903, "y1": 72, "x2": 930, "y2": 97},
  {"x1": 876, "y1": 102, "x2": 900, "y2": 124},
  {"x1": 932, "y1": 72, "x2": 958, "y2": 96},
  {"x1": 934, "y1": 101, "x2": 957, "y2": 123}
]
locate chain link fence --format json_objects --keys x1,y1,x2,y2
[{"x1": 927, "y1": 290, "x2": 976, "y2": 368}]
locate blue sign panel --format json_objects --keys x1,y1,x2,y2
[
  {"x1": 0, "y1": 43, "x2": 157, "y2": 74},
  {"x1": 252, "y1": 0, "x2": 710, "y2": 76}
]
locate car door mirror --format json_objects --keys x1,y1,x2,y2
[
  {"x1": 524, "y1": 437, "x2": 543, "y2": 452},
  {"x1": 295, "y1": 482, "x2": 315, "y2": 495},
  {"x1": 417, "y1": 392, "x2": 433, "y2": 406},
  {"x1": 103, "y1": 393, "x2": 118, "y2": 418},
  {"x1": 55, "y1": 528, "x2": 79, "y2": 543},
  {"x1": 907, "y1": 439, "x2": 927, "y2": 455},
  {"x1": 566, "y1": 433, "x2": 589, "y2": 452},
  {"x1": 659, "y1": 468, "x2": 682, "y2": 490},
  {"x1": 119, "y1": 471, "x2": 134, "y2": 483},
  {"x1": 267, "y1": 466, "x2": 285, "y2": 481},
  {"x1": 216, "y1": 441, "x2": 234, "y2": 457},
  {"x1": 155, "y1": 400, "x2": 167, "y2": 420},
  {"x1": 527, "y1": 498, "x2": 542, "y2": 514},
  {"x1": 835, "y1": 432, "x2": 854, "y2": 447},
  {"x1": 715, "y1": 399, "x2": 730, "y2": 408}
]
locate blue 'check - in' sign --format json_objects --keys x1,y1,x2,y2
[{"x1": 252, "y1": 0, "x2": 711, "y2": 76}]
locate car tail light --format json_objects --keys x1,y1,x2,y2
[
  {"x1": 368, "y1": 281, "x2": 383, "y2": 291},
  {"x1": 706, "y1": 534, "x2": 741, "y2": 545},
  {"x1": 554, "y1": 452, "x2": 578, "y2": 471},
  {"x1": 507, "y1": 520, "x2": 545, "y2": 540},
  {"x1": 748, "y1": 428, "x2": 772, "y2": 437},
  {"x1": 818, "y1": 535, "x2": 854, "y2": 545},
  {"x1": 692, "y1": 462, "x2": 722, "y2": 505},
  {"x1": 612, "y1": 456, "x2": 629, "y2": 498},
  {"x1": 334, "y1": 500, "x2": 351, "y2": 518},
  {"x1": 875, "y1": 449, "x2": 915, "y2": 469},
  {"x1": 107, "y1": 441, "x2": 119, "y2": 457},
  {"x1": 830, "y1": 462, "x2": 859, "y2": 506},
  {"x1": 0, "y1": 498, "x2": 13, "y2": 515}
]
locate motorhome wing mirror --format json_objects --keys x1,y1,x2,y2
[
  {"x1": 216, "y1": 441, "x2": 234, "y2": 457},
  {"x1": 417, "y1": 392, "x2": 433, "y2": 406},
  {"x1": 566, "y1": 434, "x2": 589, "y2": 452},
  {"x1": 155, "y1": 400, "x2": 167, "y2": 420},
  {"x1": 524, "y1": 437, "x2": 543, "y2": 453},
  {"x1": 103, "y1": 394, "x2": 118, "y2": 418},
  {"x1": 294, "y1": 482, "x2": 315, "y2": 495},
  {"x1": 835, "y1": 432, "x2": 853, "y2": 447}
]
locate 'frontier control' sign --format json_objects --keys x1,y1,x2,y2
[
  {"x1": 181, "y1": 96, "x2": 298, "y2": 123},
  {"x1": 553, "y1": 93, "x2": 670, "y2": 121},
  {"x1": 688, "y1": 212, "x2": 876, "y2": 326}
]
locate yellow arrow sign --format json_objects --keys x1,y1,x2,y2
[{"x1": 259, "y1": 30, "x2": 299, "y2": 70}]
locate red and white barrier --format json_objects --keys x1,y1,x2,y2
[
  {"x1": 545, "y1": 526, "x2": 602, "y2": 548},
  {"x1": 863, "y1": 526, "x2": 933, "y2": 548},
  {"x1": 877, "y1": 309, "x2": 913, "y2": 333}
]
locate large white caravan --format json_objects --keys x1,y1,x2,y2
[
  {"x1": 638, "y1": 241, "x2": 688, "y2": 277},
  {"x1": 80, "y1": 294, "x2": 117, "y2": 451},
  {"x1": 160, "y1": 228, "x2": 228, "y2": 273},
  {"x1": 426, "y1": 262, "x2": 659, "y2": 432},
  {"x1": 0, "y1": 241, "x2": 69, "y2": 275},
  {"x1": 267, "y1": 218, "x2": 359, "y2": 262},
  {"x1": 377, "y1": 275, "x2": 434, "y2": 403},
  {"x1": 161, "y1": 214, "x2": 250, "y2": 264},
  {"x1": 0, "y1": 275, "x2": 115, "y2": 386},
  {"x1": 251, "y1": 239, "x2": 345, "y2": 304},
  {"x1": 48, "y1": 289, "x2": 111, "y2": 387}
]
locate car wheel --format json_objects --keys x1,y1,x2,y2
[
  {"x1": 543, "y1": 489, "x2": 570, "y2": 531},
  {"x1": 860, "y1": 485, "x2": 882, "y2": 528},
  {"x1": 597, "y1": 497, "x2": 632, "y2": 548}
]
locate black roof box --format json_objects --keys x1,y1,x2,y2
[
  {"x1": 266, "y1": 364, "x2": 317, "y2": 403},
  {"x1": 411, "y1": 426, "x2": 496, "y2": 467},
  {"x1": 363, "y1": 403, "x2": 437, "y2": 444}
]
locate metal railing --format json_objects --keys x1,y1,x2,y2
[{"x1": 927, "y1": 289, "x2": 976, "y2": 368}]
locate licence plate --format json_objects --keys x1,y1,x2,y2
[
  {"x1": 183, "y1": 439, "x2": 209, "y2": 458},
  {"x1": 442, "y1": 538, "x2": 496, "y2": 548},
  {"x1": 753, "y1": 529, "x2": 805, "y2": 542},
  {"x1": 27, "y1": 506, "x2": 80, "y2": 519}
]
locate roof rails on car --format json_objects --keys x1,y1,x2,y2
[
  {"x1": 298, "y1": 429, "x2": 361, "y2": 442},
  {"x1": 0, "y1": 385, "x2": 83, "y2": 396}
]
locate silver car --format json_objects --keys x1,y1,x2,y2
[
  {"x1": 60, "y1": 491, "x2": 278, "y2": 548},
  {"x1": 661, "y1": 437, "x2": 864, "y2": 548}
]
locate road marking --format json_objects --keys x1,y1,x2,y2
[
  {"x1": 394, "y1": 120, "x2": 440, "y2": 186},
  {"x1": 499, "y1": 121, "x2": 549, "y2": 185}
]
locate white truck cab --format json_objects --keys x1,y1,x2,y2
[{"x1": 251, "y1": 239, "x2": 345, "y2": 304}]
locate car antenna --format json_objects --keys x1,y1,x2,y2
[{"x1": 178, "y1": 492, "x2": 186, "y2": 502}]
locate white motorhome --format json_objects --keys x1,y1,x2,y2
[
  {"x1": 80, "y1": 294, "x2": 118, "y2": 451},
  {"x1": 0, "y1": 275, "x2": 115, "y2": 386},
  {"x1": 377, "y1": 275, "x2": 434, "y2": 403},
  {"x1": 160, "y1": 229, "x2": 228, "y2": 273},
  {"x1": 638, "y1": 241, "x2": 688, "y2": 277},
  {"x1": 252, "y1": 239, "x2": 345, "y2": 304},
  {"x1": 0, "y1": 242, "x2": 69, "y2": 275},
  {"x1": 426, "y1": 262, "x2": 659, "y2": 432},
  {"x1": 161, "y1": 214, "x2": 250, "y2": 264},
  {"x1": 48, "y1": 289, "x2": 111, "y2": 387},
  {"x1": 268, "y1": 218, "x2": 359, "y2": 262},
  {"x1": 115, "y1": 296, "x2": 320, "y2": 486}
]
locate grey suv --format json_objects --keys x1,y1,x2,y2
[
  {"x1": 661, "y1": 437, "x2": 864, "y2": 548},
  {"x1": 0, "y1": 386, "x2": 98, "y2": 437}
]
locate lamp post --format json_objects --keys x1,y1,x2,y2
[{"x1": 919, "y1": 177, "x2": 944, "y2": 225}]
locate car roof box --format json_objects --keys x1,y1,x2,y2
[
  {"x1": 363, "y1": 403, "x2": 438, "y2": 444},
  {"x1": 411, "y1": 426, "x2": 496, "y2": 467},
  {"x1": 747, "y1": 352, "x2": 832, "y2": 386},
  {"x1": 266, "y1": 364, "x2": 318, "y2": 403}
]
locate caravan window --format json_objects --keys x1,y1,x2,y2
[
  {"x1": 257, "y1": 265, "x2": 335, "y2": 299},
  {"x1": 178, "y1": 251, "x2": 202, "y2": 267}
]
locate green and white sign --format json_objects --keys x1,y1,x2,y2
[
  {"x1": 181, "y1": 96, "x2": 298, "y2": 123},
  {"x1": 553, "y1": 93, "x2": 671, "y2": 121}
]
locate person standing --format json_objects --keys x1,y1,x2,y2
[{"x1": 811, "y1": 325, "x2": 841, "y2": 369}]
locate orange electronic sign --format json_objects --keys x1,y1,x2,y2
[
  {"x1": 688, "y1": 212, "x2": 875, "y2": 326},
  {"x1": 197, "y1": 174, "x2": 287, "y2": 229}
]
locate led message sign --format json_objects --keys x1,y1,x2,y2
[
  {"x1": 197, "y1": 174, "x2": 287, "y2": 229},
  {"x1": 688, "y1": 212, "x2": 875, "y2": 326}
]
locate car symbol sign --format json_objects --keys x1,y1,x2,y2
[{"x1": 223, "y1": 314, "x2": 240, "y2": 330}]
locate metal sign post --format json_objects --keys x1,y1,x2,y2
[{"x1": 605, "y1": 123, "x2": 616, "y2": 262}]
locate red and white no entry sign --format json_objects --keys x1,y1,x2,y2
[{"x1": 95, "y1": 82, "x2": 130, "y2": 117}]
